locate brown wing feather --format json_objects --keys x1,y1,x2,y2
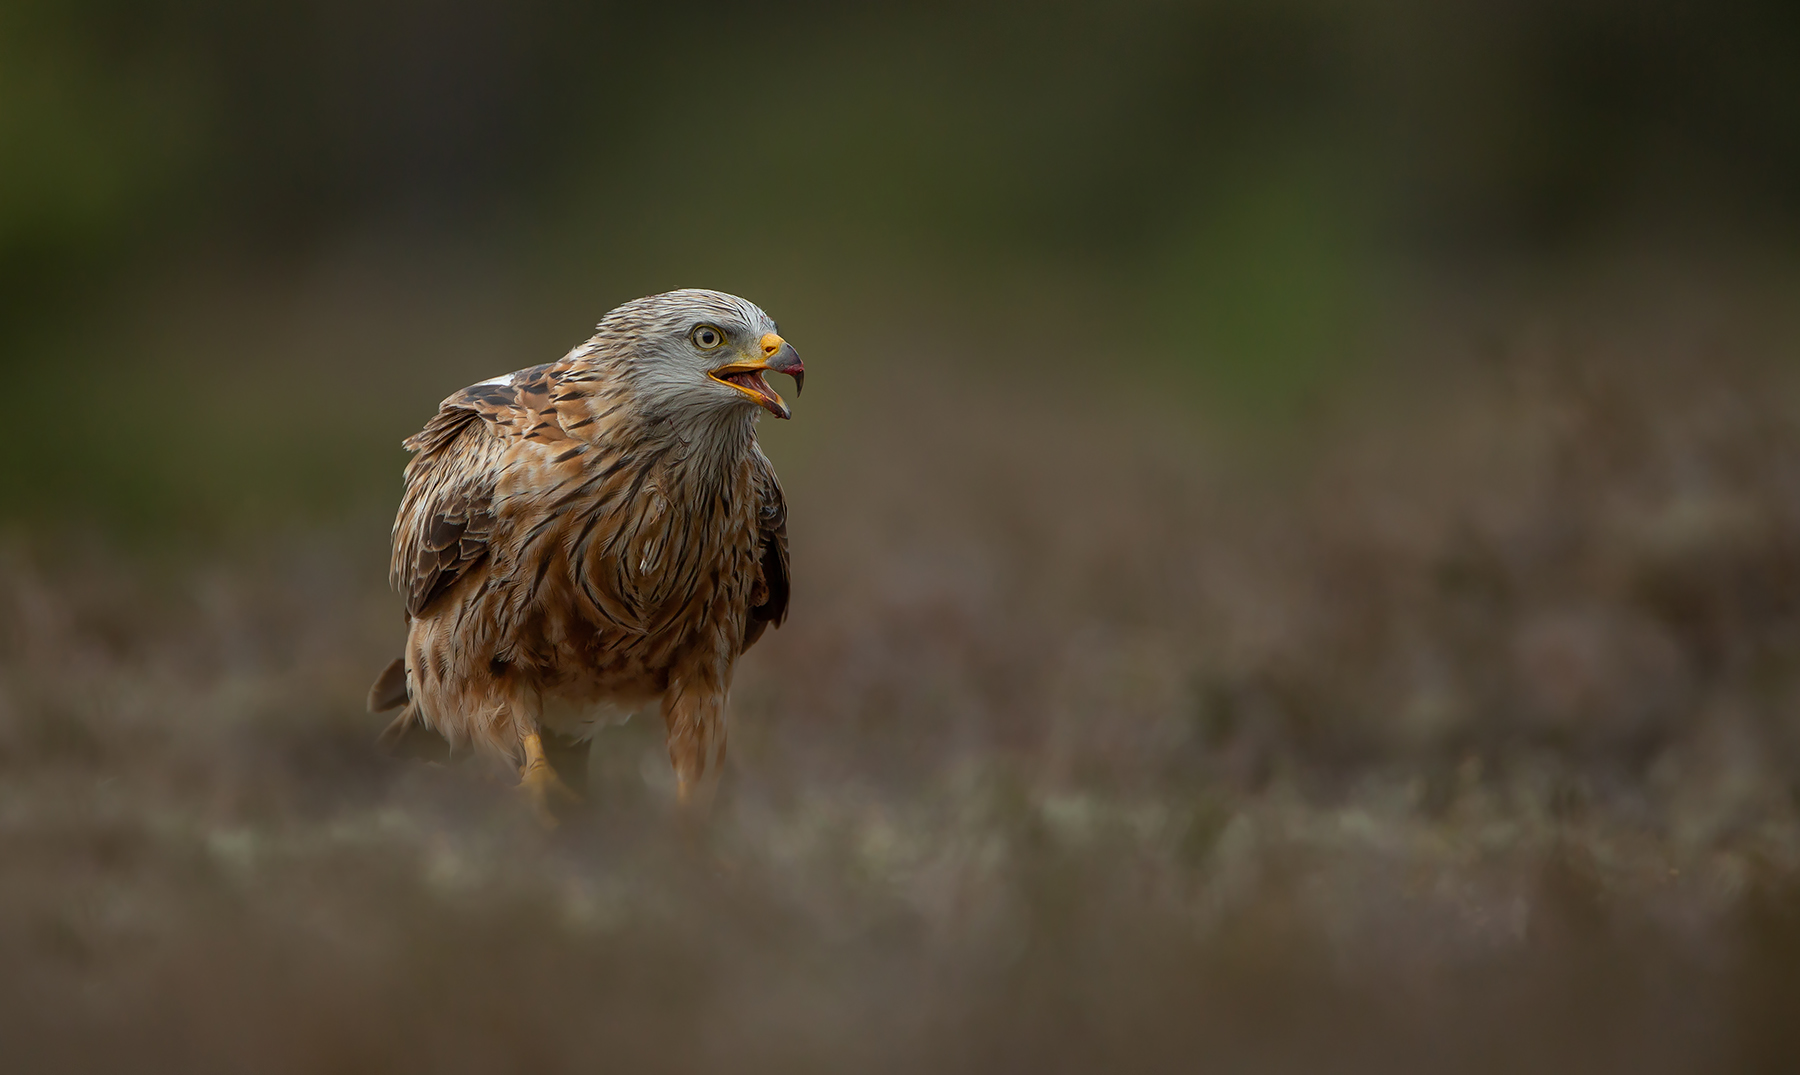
[
  {"x1": 391, "y1": 365, "x2": 564, "y2": 618},
  {"x1": 742, "y1": 447, "x2": 790, "y2": 652},
  {"x1": 394, "y1": 407, "x2": 504, "y2": 616}
]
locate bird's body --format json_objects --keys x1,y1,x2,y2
[{"x1": 369, "y1": 290, "x2": 801, "y2": 818}]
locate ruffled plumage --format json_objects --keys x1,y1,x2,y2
[{"x1": 370, "y1": 290, "x2": 795, "y2": 814}]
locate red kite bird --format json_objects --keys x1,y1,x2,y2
[{"x1": 368, "y1": 290, "x2": 802, "y2": 823}]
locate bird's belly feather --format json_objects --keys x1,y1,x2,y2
[{"x1": 404, "y1": 453, "x2": 762, "y2": 757}]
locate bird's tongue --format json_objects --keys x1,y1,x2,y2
[
  {"x1": 722, "y1": 369, "x2": 772, "y2": 397},
  {"x1": 722, "y1": 368, "x2": 790, "y2": 418}
]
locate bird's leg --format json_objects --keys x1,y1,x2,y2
[
  {"x1": 539, "y1": 728, "x2": 591, "y2": 799},
  {"x1": 661, "y1": 679, "x2": 725, "y2": 818},
  {"x1": 517, "y1": 730, "x2": 580, "y2": 828}
]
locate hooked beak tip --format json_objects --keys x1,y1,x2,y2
[
  {"x1": 731, "y1": 334, "x2": 804, "y2": 416},
  {"x1": 761, "y1": 336, "x2": 804, "y2": 399}
]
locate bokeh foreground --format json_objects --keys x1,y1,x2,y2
[{"x1": 6, "y1": 279, "x2": 1800, "y2": 1071}]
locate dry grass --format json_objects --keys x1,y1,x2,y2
[{"x1": 4, "y1": 311, "x2": 1800, "y2": 1072}]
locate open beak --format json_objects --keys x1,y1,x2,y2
[{"x1": 710, "y1": 333, "x2": 805, "y2": 419}]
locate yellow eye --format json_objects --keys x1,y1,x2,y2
[{"x1": 691, "y1": 324, "x2": 725, "y2": 349}]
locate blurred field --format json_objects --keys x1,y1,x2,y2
[
  {"x1": 5, "y1": 2, "x2": 1800, "y2": 1072},
  {"x1": 7, "y1": 276, "x2": 1800, "y2": 1071}
]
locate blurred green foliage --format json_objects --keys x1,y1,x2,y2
[
  {"x1": 0, "y1": 3, "x2": 198, "y2": 272},
  {"x1": 2, "y1": 0, "x2": 1798, "y2": 527}
]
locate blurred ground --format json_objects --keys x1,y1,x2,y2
[
  {"x1": 7, "y1": 276, "x2": 1800, "y2": 1071},
  {"x1": 5, "y1": 1, "x2": 1800, "y2": 1071}
]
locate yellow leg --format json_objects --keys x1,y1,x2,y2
[
  {"x1": 517, "y1": 731, "x2": 579, "y2": 827},
  {"x1": 662, "y1": 681, "x2": 723, "y2": 818}
]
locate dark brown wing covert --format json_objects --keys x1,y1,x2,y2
[
  {"x1": 392, "y1": 378, "x2": 525, "y2": 617},
  {"x1": 743, "y1": 449, "x2": 790, "y2": 652}
]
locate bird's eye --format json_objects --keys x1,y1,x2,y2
[{"x1": 691, "y1": 325, "x2": 724, "y2": 349}]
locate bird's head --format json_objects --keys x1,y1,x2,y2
[{"x1": 599, "y1": 289, "x2": 804, "y2": 421}]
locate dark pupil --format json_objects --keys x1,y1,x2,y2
[{"x1": 701, "y1": 330, "x2": 715, "y2": 344}]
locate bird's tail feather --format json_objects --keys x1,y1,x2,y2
[
  {"x1": 368, "y1": 657, "x2": 409, "y2": 712},
  {"x1": 369, "y1": 656, "x2": 451, "y2": 762}
]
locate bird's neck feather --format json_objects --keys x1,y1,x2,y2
[
  {"x1": 638, "y1": 400, "x2": 759, "y2": 482},
  {"x1": 579, "y1": 350, "x2": 761, "y2": 480}
]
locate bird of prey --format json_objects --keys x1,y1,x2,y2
[{"x1": 367, "y1": 289, "x2": 802, "y2": 823}]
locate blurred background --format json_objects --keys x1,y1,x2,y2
[{"x1": 5, "y1": 1, "x2": 1800, "y2": 1071}]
